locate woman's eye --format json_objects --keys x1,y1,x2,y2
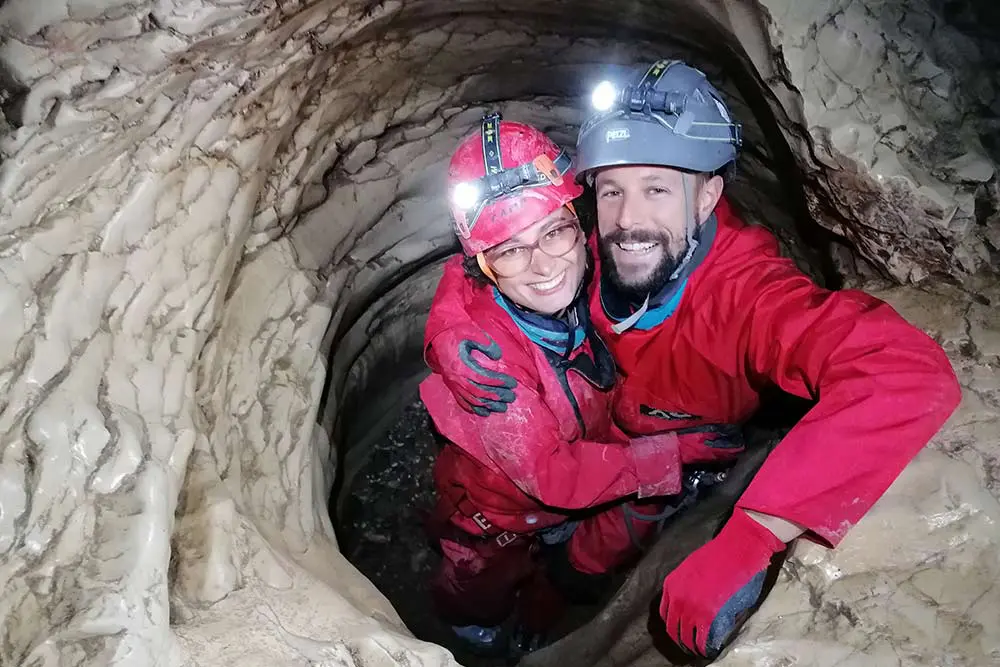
[
  {"x1": 497, "y1": 246, "x2": 526, "y2": 259},
  {"x1": 545, "y1": 224, "x2": 574, "y2": 240},
  {"x1": 599, "y1": 190, "x2": 620, "y2": 198}
]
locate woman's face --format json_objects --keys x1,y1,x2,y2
[{"x1": 483, "y1": 207, "x2": 587, "y2": 315}]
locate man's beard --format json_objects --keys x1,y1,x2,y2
[{"x1": 598, "y1": 229, "x2": 688, "y2": 304}]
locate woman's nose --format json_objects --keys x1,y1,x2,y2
[{"x1": 530, "y1": 247, "x2": 558, "y2": 276}]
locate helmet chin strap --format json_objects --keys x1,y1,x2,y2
[
  {"x1": 476, "y1": 252, "x2": 498, "y2": 282},
  {"x1": 671, "y1": 172, "x2": 699, "y2": 281}
]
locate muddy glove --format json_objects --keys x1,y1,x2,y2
[
  {"x1": 675, "y1": 424, "x2": 745, "y2": 463},
  {"x1": 426, "y1": 328, "x2": 518, "y2": 417},
  {"x1": 659, "y1": 509, "x2": 785, "y2": 658}
]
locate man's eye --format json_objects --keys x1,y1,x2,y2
[
  {"x1": 599, "y1": 190, "x2": 620, "y2": 198},
  {"x1": 648, "y1": 187, "x2": 669, "y2": 195}
]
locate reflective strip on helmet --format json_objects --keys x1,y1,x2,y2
[
  {"x1": 636, "y1": 59, "x2": 676, "y2": 88},
  {"x1": 481, "y1": 112, "x2": 504, "y2": 175}
]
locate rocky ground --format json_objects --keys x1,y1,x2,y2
[{"x1": 338, "y1": 400, "x2": 447, "y2": 642}]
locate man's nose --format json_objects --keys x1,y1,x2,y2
[{"x1": 616, "y1": 193, "x2": 640, "y2": 230}]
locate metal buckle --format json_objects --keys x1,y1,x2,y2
[
  {"x1": 471, "y1": 512, "x2": 493, "y2": 532},
  {"x1": 495, "y1": 532, "x2": 517, "y2": 547}
]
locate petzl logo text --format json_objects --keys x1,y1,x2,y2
[{"x1": 605, "y1": 128, "x2": 630, "y2": 142}]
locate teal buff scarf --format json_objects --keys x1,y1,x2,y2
[{"x1": 493, "y1": 290, "x2": 587, "y2": 356}]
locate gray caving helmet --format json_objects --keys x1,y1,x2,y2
[
  {"x1": 575, "y1": 60, "x2": 742, "y2": 182},
  {"x1": 577, "y1": 61, "x2": 743, "y2": 330}
]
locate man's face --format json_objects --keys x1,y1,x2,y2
[{"x1": 594, "y1": 165, "x2": 721, "y2": 300}]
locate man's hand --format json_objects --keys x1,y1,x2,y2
[
  {"x1": 659, "y1": 509, "x2": 786, "y2": 658},
  {"x1": 426, "y1": 328, "x2": 518, "y2": 417}
]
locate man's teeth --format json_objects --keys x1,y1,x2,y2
[
  {"x1": 531, "y1": 272, "x2": 565, "y2": 291},
  {"x1": 618, "y1": 242, "x2": 657, "y2": 252}
]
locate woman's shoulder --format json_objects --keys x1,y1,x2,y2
[{"x1": 426, "y1": 255, "x2": 535, "y2": 362}]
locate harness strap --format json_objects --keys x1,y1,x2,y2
[
  {"x1": 437, "y1": 489, "x2": 521, "y2": 549},
  {"x1": 623, "y1": 501, "x2": 691, "y2": 551},
  {"x1": 622, "y1": 466, "x2": 730, "y2": 551}
]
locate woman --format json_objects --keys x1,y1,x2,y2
[{"x1": 418, "y1": 113, "x2": 684, "y2": 654}]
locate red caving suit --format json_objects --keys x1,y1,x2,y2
[
  {"x1": 420, "y1": 256, "x2": 692, "y2": 631},
  {"x1": 589, "y1": 196, "x2": 962, "y2": 548}
]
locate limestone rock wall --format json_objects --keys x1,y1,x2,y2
[
  {"x1": 755, "y1": 0, "x2": 999, "y2": 282},
  {"x1": 0, "y1": 0, "x2": 997, "y2": 665}
]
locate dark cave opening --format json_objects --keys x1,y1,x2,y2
[{"x1": 313, "y1": 8, "x2": 858, "y2": 663}]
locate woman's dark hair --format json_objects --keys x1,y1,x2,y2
[{"x1": 462, "y1": 254, "x2": 492, "y2": 288}]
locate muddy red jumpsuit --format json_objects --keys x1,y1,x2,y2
[
  {"x1": 590, "y1": 196, "x2": 962, "y2": 547},
  {"x1": 420, "y1": 256, "x2": 694, "y2": 632}
]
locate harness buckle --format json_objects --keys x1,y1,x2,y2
[
  {"x1": 495, "y1": 532, "x2": 518, "y2": 548},
  {"x1": 471, "y1": 512, "x2": 493, "y2": 532}
]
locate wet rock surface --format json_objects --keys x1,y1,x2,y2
[{"x1": 2, "y1": 0, "x2": 1000, "y2": 663}]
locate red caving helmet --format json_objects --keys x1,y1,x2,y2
[{"x1": 447, "y1": 113, "x2": 584, "y2": 255}]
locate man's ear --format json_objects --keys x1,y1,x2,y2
[{"x1": 696, "y1": 174, "x2": 724, "y2": 222}]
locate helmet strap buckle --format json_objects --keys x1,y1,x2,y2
[
  {"x1": 533, "y1": 154, "x2": 563, "y2": 186},
  {"x1": 455, "y1": 212, "x2": 473, "y2": 239},
  {"x1": 673, "y1": 110, "x2": 695, "y2": 135}
]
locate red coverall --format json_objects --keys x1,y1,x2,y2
[
  {"x1": 589, "y1": 196, "x2": 962, "y2": 548},
  {"x1": 420, "y1": 256, "x2": 694, "y2": 631}
]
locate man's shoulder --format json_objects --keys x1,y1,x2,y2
[
  {"x1": 712, "y1": 199, "x2": 782, "y2": 259},
  {"x1": 686, "y1": 202, "x2": 819, "y2": 324},
  {"x1": 702, "y1": 200, "x2": 802, "y2": 283}
]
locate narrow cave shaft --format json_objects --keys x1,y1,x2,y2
[
  {"x1": 0, "y1": 0, "x2": 999, "y2": 666},
  {"x1": 335, "y1": 387, "x2": 806, "y2": 666}
]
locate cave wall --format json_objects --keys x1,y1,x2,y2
[
  {"x1": 756, "y1": 0, "x2": 999, "y2": 282},
  {"x1": 0, "y1": 0, "x2": 998, "y2": 665}
]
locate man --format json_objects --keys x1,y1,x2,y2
[{"x1": 443, "y1": 60, "x2": 962, "y2": 659}]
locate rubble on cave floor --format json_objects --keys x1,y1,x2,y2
[
  {"x1": 339, "y1": 399, "x2": 610, "y2": 666},
  {"x1": 339, "y1": 399, "x2": 498, "y2": 664},
  {"x1": 339, "y1": 400, "x2": 441, "y2": 627}
]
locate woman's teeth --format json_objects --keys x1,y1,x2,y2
[
  {"x1": 617, "y1": 241, "x2": 657, "y2": 253},
  {"x1": 530, "y1": 272, "x2": 566, "y2": 292}
]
